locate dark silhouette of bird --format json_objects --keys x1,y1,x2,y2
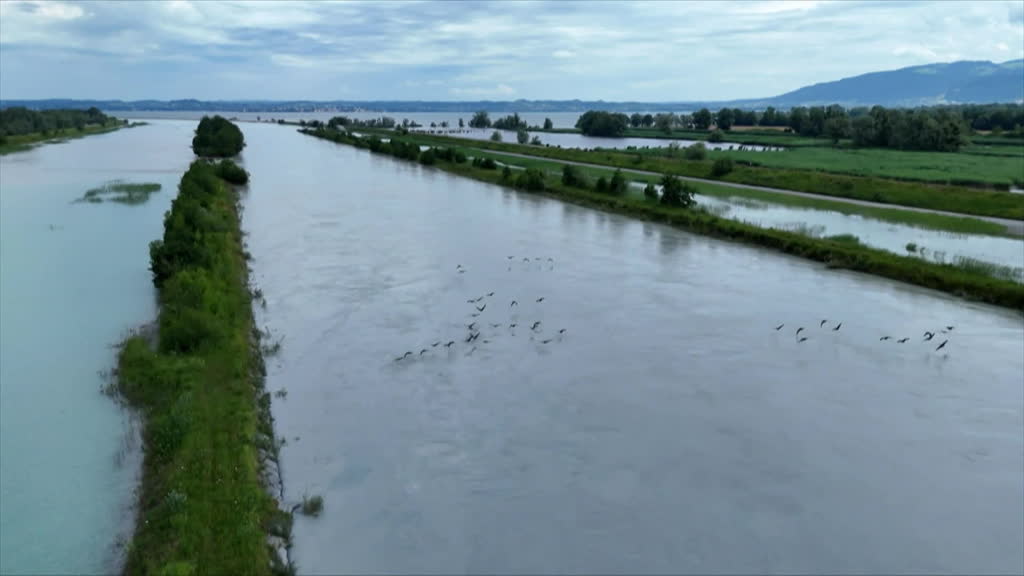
[
  {"x1": 467, "y1": 322, "x2": 478, "y2": 330},
  {"x1": 945, "y1": 326, "x2": 954, "y2": 331},
  {"x1": 559, "y1": 328, "x2": 567, "y2": 334},
  {"x1": 832, "y1": 323, "x2": 842, "y2": 331},
  {"x1": 507, "y1": 256, "x2": 514, "y2": 260},
  {"x1": 880, "y1": 336, "x2": 891, "y2": 341},
  {"x1": 536, "y1": 297, "x2": 545, "y2": 303},
  {"x1": 466, "y1": 299, "x2": 476, "y2": 303},
  {"x1": 923, "y1": 332, "x2": 935, "y2": 341},
  {"x1": 796, "y1": 327, "x2": 805, "y2": 336},
  {"x1": 458, "y1": 269, "x2": 465, "y2": 274},
  {"x1": 490, "y1": 323, "x2": 502, "y2": 328},
  {"x1": 935, "y1": 339, "x2": 948, "y2": 351},
  {"x1": 470, "y1": 332, "x2": 480, "y2": 342},
  {"x1": 483, "y1": 339, "x2": 491, "y2": 344},
  {"x1": 456, "y1": 264, "x2": 463, "y2": 270},
  {"x1": 798, "y1": 337, "x2": 808, "y2": 343},
  {"x1": 510, "y1": 300, "x2": 518, "y2": 307},
  {"x1": 470, "y1": 312, "x2": 480, "y2": 318},
  {"x1": 476, "y1": 304, "x2": 486, "y2": 312},
  {"x1": 897, "y1": 338, "x2": 909, "y2": 343},
  {"x1": 487, "y1": 292, "x2": 494, "y2": 296},
  {"x1": 774, "y1": 323, "x2": 784, "y2": 331},
  {"x1": 509, "y1": 323, "x2": 517, "y2": 329},
  {"x1": 541, "y1": 339, "x2": 553, "y2": 344},
  {"x1": 531, "y1": 321, "x2": 542, "y2": 330},
  {"x1": 465, "y1": 333, "x2": 474, "y2": 343},
  {"x1": 444, "y1": 341, "x2": 455, "y2": 348},
  {"x1": 432, "y1": 341, "x2": 441, "y2": 347},
  {"x1": 419, "y1": 349, "x2": 428, "y2": 355},
  {"x1": 820, "y1": 319, "x2": 827, "y2": 328},
  {"x1": 523, "y1": 257, "x2": 530, "y2": 262}
]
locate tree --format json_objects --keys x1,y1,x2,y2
[
  {"x1": 470, "y1": 111, "x2": 491, "y2": 128},
  {"x1": 595, "y1": 176, "x2": 608, "y2": 192},
  {"x1": 850, "y1": 115, "x2": 876, "y2": 147},
  {"x1": 575, "y1": 110, "x2": 630, "y2": 137},
  {"x1": 655, "y1": 113, "x2": 674, "y2": 134},
  {"x1": 608, "y1": 169, "x2": 627, "y2": 195},
  {"x1": 543, "y1": 117, "x2": 553, "y2": 130},
  {"x1": 517, "y1": 129, "x2": 529, "y2": 144},
  {"x1": 629, "y1": 113, "x2": 643, "y2": 128},
  {"x1": 824, "y1": 116, "x2": 850, "y2": 145},
  {"x1": 490, "y1": 131, "x2": 502, "y2": 142},
  {"x1": 530, "y1": 135, "x2": 542, "y2": 145},
  {"x1": 716, "y1": 108, "x2": 735, "y2": 130},
  {"x1": 192, "y1": 115, "x2": 245, "y2": 157},
  {"x1": 641, "y1": 114, "x2": 654, "y2": 127},
  {"x1": 659, "y1": 173, "x2": 695, "y2": 208},
  {"x1": 643, "y1": 182, "x2": 658, "y2": 201},
  {"x1": 708, "y1": 129, "x2": 724, "y2": 142},
  {"x1": 458, "y1": 118, "x2": 465, "y2": 128},
  {"x1": 789, "y1": 107, "x2": 808, "y2": 134},
  {"x1": 693, "y1": 108, "x2": 712, "y2": 130}
]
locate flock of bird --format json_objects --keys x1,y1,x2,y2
[
  {"x1": 774, "y1": 319, "x2": 955, "y2": 351},
  {"x1": 394, "y1": 258, "x2": 565, "y2": 363}
]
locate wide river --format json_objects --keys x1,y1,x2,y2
[
  {"x1": 241, "y1": 123, "x2": 1024, "y2": 574},
  {"x1": 0, "y1": 120, "x2": 195, "y2": 573}
]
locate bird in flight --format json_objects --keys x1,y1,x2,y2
[
  {"x1": 796, "y1": 327, "x2": 805, "y2": 336},
  {"x1": 510, "y1": 300, "x2": 518, "y2": 307},
  {"x1": 444, "y1": 341, "x2": 455, "y2": 348},
  {"x1": 419, "y1": 349, "x2": 428, "y2": 355},
  {"x1": 536, "y1": 297, "x2": 545, "y2": 303},
  {"x1": 559, "y1": 328, "x2": 567, "y2": 334},
  {"x1": 832, "y1": 323, "x2": 842, "y2": 331},
  {"x1": 476, "y1": 304, "x2": 487, "y2": 312},
  {"x1": 923, "y1": 331, "x2": 935, "y2": 341},
  {"x1": 487, "y1": 292, "x2": 495, "y2": 296},
  {"x1": 541, "y1": 339, "x2": 553, "y2": 344},
  {"x1": 774, "y1": 323, "x2": 784, "y2": 331},
  {"x1": 935, "y1": 339, "x2": 948, "y2": 351},
  {"x1": 432, "y1": 341, "x2": 441, "y2": 347},
  {"x1": 797, "y1": 337, "x2": 808, "y2": 343},
  {"x1": 897, "y1": 338, "x2": 909, "y2": 343},
  {"x1": 531, "y1": 321, "x2": 542, "y2": 330},
  {"x1": 820, "y1": 319, "x2": 827, "y2": 327},
  {"x1": 879, "y1": 336, "x2": 891, "y2": 341}
]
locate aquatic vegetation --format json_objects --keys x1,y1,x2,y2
[
  {"x1": 299, "y1": 495, "x2": 324, "y2": 517},
  {"x1": 826, "y1": 233, "x2": 862, "y2": 246},
  {"x1": 77, "y1": 181, "x2": 161, "y2": 204}
]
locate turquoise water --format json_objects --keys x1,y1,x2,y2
[{"x1": 0, "y1": 121, "x2": 194, "y2": 574}]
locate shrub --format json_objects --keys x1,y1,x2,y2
[
  {"x1": 502, "y1": 165, "x2": 512, "y2": 181},
  {"x1": 490, "y1": 131, "x2": 503, "y2": 142},
  {"x1": 300, "y1": 495, "x2": 324, "y2": 517},
  {"x1": 684, "y1": 143, "x2": 707, "y2": 161},
  {"x1": 515, "y1": 168, "x2": 546, "y2": 191},
  {"x1": 453, "y1": 150, "x2": 467, "y2": 163},
  {"x1": 905, "y1": 242, "x2": 918, "y2": 253},
  {"x1": 191, "y1": 115, "x2": 245, "y2": 157},
  {"x1": 214, "y1": 160, "x2": 249, "y2": 185},
  {"x1": 480, "y1": 158, "x2": 497, "y2": 170},
  {"x1": 660, "y1": 173, "x2": 696, "y2": 208},
  {"x1": 595, "y1": 176, "x2": 608, "y2": 193},
  {"x1": 644, "y1": 182, "x2": 658, "y2": 201},
  {"x1": 418, "y1": 149, "x2": 436, "y2": 165},
  {"x1": 708, "y1": 129, "x2": 724, "y2": 143},
  {"x1": 711, "y1": 157, "x2": 734, "y2": 177},
  {"x1": 608, "y1": 169, "x2": 627, "y2": 195}
]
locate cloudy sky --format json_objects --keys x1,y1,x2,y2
[{"x1": 1, "y1": 0, "x2": 1021, "y2": 101}]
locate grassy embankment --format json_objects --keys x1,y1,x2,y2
[
  {"x1": 363, "y1": 129, "x2": 1024, "y2": 220},
  {"x1": 0, "y1": 121, "x2": 132, "y2": 155},
  {"x1": 454, "y1": 148, "x2": 1015, "y2": 237},
  {"x1": 116, "y1": 118, "x2": 290, "y2": 575},
  {"x1": 303, "y1": 127, "x2": 1024, "y2": 311}
]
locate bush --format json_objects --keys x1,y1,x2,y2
[
  {"x1": 684, "y1": 143, "x2": 707, "y2": 161},
  {"x1": 660, "y1": 173, "x2": 696, "y2": 208},
  {"x1": 708, "y1": 129, "x2": 724, "y2": 143},
  {"x1": 300, "y1": 495, "x2": 324, "y2": 517},
  {"x1": 711, "y1": 157, "x2": 734, "y2": 177},
  {"x1": 214, "y1": 160, "x2": 249, "y2": 185},
  {"x1": 608, "y1": 169, "x2": 627, "y2": 195},
  {"x1": 453, "y1": 150, "x2": 467, "y2": 163},
  {"x1": 418, "y1": 149, "x2": 436, "y2": 165},
  {"x1": 502, "y1": 165, "x2": 512, "y2": 181},
  {"x1": 515, "y1": 168, "x2": 546, "y2": 191},
  {"x1": 490, "y1": 131, "x2": 503, "y2": 142},
  {"x1": 192, "y1": 115, "x2": 245, "y2": 157},
  {"x1": 517, "y1": 130, "x2": 529, "y2": 144},
  {"x1": 480, "y1": 157, "x2": 497, "y2": 170},
  {"x1": 595, "y1": 176, "x2": 608, "y2": 193}
]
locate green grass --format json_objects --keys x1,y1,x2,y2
[
  {"x1": 460, "y1": 148, "x2": 1016, "y2": 238},
  {"x1": 304, "y1": 127, "x2": 1024, "y2": 311},
  {"x1": 116, "y1": 160, "x2": 283, "y2": 575},
  {"x1": 0, "y1": 121, "x2": 129, "y2": 155},
  {"x1": 713, "y1": 145, "x2": 1024, "y2": 187},
  {"x1": 77, "y1": 181, "x2": 162, "y2": 205},
  {"x1": 356, "y1": 129, "x2": 1024, "y2": 220},
  {"x1": 532, "y1": 125, "x2": 831, "y2": 147}
]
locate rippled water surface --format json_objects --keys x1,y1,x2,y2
[
  {"x1": 240, "y1": 123, "x2": 1023, "y2": 574},
  {"x1": 0, "y1": 121, "x2": 194, "y2": 574}
]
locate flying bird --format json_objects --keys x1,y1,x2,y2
[
  {"x1": 923, "y1": 332, "x2": 935, "y2": 341},
  {"x1": 558, "y1": 328, "x2": 567, "y2": 334},
  {"x1": 536, "y1": 297, "x2": 545, "y2": 303},
  {"x1": 897, "y1": 338, "x2": 909, "y2": 343},
  {"x1": 935, "y1": 339, "x2": 948, "y2": 351},
  {"x1": 490, "y1": 323, "x2": 502, "y2": 328},
  {"x1": 541, "y1": 339, "x2": 553, "y2": 344},
  {"x1": 509, "y1": 323, "x2": 517, "y2": 328},
  {"x1": 832, "y1": 323, "x2": 842, "y2": 331},
  {"x1": 507, "y1": 256, "x2": 514, "y2": 260},
  {"x1": 945, "y1": 326, "x2": 954, "y2": 331},
  {"x1": 419, "y1": 349, "x2": 428, "y2": 355},
  {"x1": 774, "y1": 323, "x2": 784, "y2": 331},
  {"x1": 467, "y1": 322, "x2": 478, "y2": 330},
  {"x1": 487, "y1": 292, "x2": 495, "y2": 296},
  {"x1": 820, "y1": 319, "x2": 827, "y2": 327},
  {"x1": 880, "y1": 336, "x2": 891, "y2": 341},
  {"x1": 797, "y1": 337, "x2": 808, "y2": 343},
  {"x1": 796, "y1": 327, "x2": 805, "y2": 336},
  {"x1": 444, "y1": 341, "x2": 455, "y2": 348},
  {"x1": 510, "y1": 300, "x2": 518, "y2": 307},
  {"x1": 531, "y1": 321, "x2": 542, "y2": 330},
  {"x1": 476, "y1": 304, "x2": 487, "y2": 312}
]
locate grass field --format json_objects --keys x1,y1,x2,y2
[
  {"x1": 0, "y1": 122, "x2": 128, "y2": 155},
  {"x1": 461, "y1": 148, "x2": 1016, "y2": 237},
  {"x1": 713, "y1": 145, "x2": 1024, "y2": 187},
  {"x1": 364, "y1": 129, "x2": 1024, "y2": 220}
]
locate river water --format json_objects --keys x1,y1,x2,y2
[
  {"x1": 0, "y1": 121, "x2": 194, "y2": 574},
  {"x1": 241, "y1": 123, "x2": 1024, "y2": 574}
]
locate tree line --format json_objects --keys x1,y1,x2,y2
[
  {"x1": 0, "y1": 106, "x2": 118, "y2": 141},
  {"x1": 192, "y1": 115, "x2": 246, "y2": 157}
]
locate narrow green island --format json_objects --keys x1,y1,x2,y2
[
  {"x1": 302, "y1": 126, "x2": 1024, "y2": 311},
  {"x1": 115, "y1": 118, "x2": 290, "y2": 575},
  {"x1": 0, "y1": 107, "x2": 132, "y2": 154}
]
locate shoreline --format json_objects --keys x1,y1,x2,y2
[{"x1": 0, "y1": 121, "x2": 141, "y2": 155}]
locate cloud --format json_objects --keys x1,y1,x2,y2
[{"x1": 0, "y1": 0, "x2": 1021, "y2": 100}]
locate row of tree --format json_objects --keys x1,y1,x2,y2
[{"x1": 0, "y1": 106, "x2": 116, "y2": 139}]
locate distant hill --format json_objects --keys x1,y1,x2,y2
[
  {"x1": 764, "y1": 59, "x2": 1024, "y2": 107},
  {"x1": 2, "y1": 59, "x2": 1021, "y2": 112}
]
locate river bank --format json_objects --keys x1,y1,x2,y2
[
  {"x1": 301, "y1": 127, "x2": 1024, "y2": 311},
  {"x1": 115, "y1": 155, "x2": 291, "y2": 575},
  {"x1": 0, "y1": 121, "x2": 140, "y2": 155}
]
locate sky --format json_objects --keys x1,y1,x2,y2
[{"x1": 1, "y1": 0, "x2": 1022, "y2": 102}]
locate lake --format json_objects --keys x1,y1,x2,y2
[
  {"x1": 0, "y1": 121, "x2": 194, "y2": 574},
  {"x1": 241, "y1": 123, "x2": 1024, "y2": 574}
]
